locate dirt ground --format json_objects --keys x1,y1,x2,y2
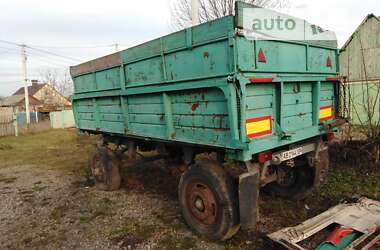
[{"x1": 0, "y1": 129, "x2": 379, "y2": 250}]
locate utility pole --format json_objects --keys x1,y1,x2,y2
[
  {"x1": 21, "y1": 45, "x2": 30, "y2": 124},
  {"x1": 191, "y1": 0, "x2": 199, "y2": 26}
]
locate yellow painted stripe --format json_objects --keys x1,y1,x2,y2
[
  {"x1": 246, "y1": 119, "x2": 271, "y2": 135},
  {"x1": 320, "y1": 106, "x2": 332, "y2": 119}
]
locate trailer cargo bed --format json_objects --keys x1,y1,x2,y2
[{"x1": 70, "y1": 2, "x2": 341, "y2": 241}]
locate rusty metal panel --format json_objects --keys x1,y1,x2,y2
[
  {"x1": 70, "y1": 52, "x2": 120, "y2": 77},
  {"x1": 267, "y1": 197, "x2": 380, "y2": 250}
]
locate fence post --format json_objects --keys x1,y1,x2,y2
[
  {"x1": 61, "y1": 111, "x2": 65, "y2": 129},
  {"x1": 13, "y1": 112, "x2": 18, "y2": 137}
]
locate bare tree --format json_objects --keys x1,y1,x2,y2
[
  {"x1": 38, "y1": 68, "x2": 73, "y2": 98},
  {"x1": 171, "y1": 0, "x2": 288, "y2": 30}
]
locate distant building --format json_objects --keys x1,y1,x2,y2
[
  {"x1": 339, "y1": 14, "x2": 380, "y2": 125},
  {"x1": 12, "y1": 80, "x2": 71, "y2": 112},
  {"x1": 340, "y1": 14, "x2": 380, "y2": 83},
  {"x1": 0, "y1": 94, "x2": 43, "y2": 112}
]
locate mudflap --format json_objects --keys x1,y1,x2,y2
[
  {"x1": 312, "y1": 141, "x2": 329, "y2": 186},
  {"x1": 239, "y1": 162, "x2": 260, "y2": 231}
]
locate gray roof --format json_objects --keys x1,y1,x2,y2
[
  {"x1": 13, "y1": 83, "x2": 46, "y2": 96},
  {"x1": 0, "y1": 95, "x2": 27, "y2": 106}
]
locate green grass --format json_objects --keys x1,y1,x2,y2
[
  {"x1": 110, "y1": 218, "x2": 159, "y2": 240},
  {"x1": 315, "y1": 165, "x2": 380, "y2": 201},
  {"x1": 0, "y1": 129, "x2": 98, "y2": 175}
]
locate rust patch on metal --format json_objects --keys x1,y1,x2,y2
[
  {"x1": 191, "y1": 102, "x2": 200, "y2": 111},
  {"x1": 70, "y1": 52, "x2": 121, "y2": 77},
  {"x1": 171, "y1": 132, "x2": 176, "y2": 139},
  {"x1": 203, "y1": 52, "x2": 209, "y2": 58},
  {"x1": 185, "y1": 179, "x2": 217, "y2": 225}
]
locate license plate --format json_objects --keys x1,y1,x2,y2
[{"x1": 278, "y1": 147, "x2": 304, "y2": 161}]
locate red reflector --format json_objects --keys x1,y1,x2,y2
[
  {"x1": 249, "y1": 77, "x2": 274, "y2": 83},
  {"x1": 326, "y1": 56, "x2": 332, "y2": 68},
  {"x1": 258, "y1": 48, "x2": 266, "y2": 63},
  {"x1": 326, "y1": 77, "x2": 339, "y2": 81},
  {"x1": 258, "y1": 151, "x2": 272, "y2": 163},
  {"x1": 326, "y1": 227, "x2": 354, "y2": 246},
  {"x1": 327, "y1": 132, "x2": 335, "y2": 142}
]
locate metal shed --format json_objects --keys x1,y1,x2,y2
[{"x1": 339, "y1": 14, "x2": 380, "y2": 126}]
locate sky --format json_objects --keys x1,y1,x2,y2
[{"x1": 0, "y1": 0, "x2": 379, "y2": 96}]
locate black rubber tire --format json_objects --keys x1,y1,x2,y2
[
  {"x1": 178, "y1": 161, "x2": 240, "y2": 241},
  {"x1": 263, "y1": 161, "x2": 315, "y2": 200},
  {"x1": 90, "y1": 147, "x2": 121, "y2": 191}
]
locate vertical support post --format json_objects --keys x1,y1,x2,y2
[
  {"x1": 160, "y1": 38, "x2": 168, "y2": 82},
  {"x1": 35, "y1": 111, "x2": 39, "y2": 123},
  {"x1": 61, "y1": 111, "x2": 65, "y2": 129},
  {"x1": 163, "y1": 93, "x2": 175, "y2": 139},
  {"x1": 224, "y1": 85, "x2": 240, "y2": 141},
  {"x1": 279, "y1": 81, "x2": 284, "y2": 126},
  {"x1": 120, "y1": 96, "x2": 130, "y2": 134},
  {"x1": 93, "y1": 98, "x2": 100, "y2": 130},
  {"x1": 119, "y1": 63, "x2": 126, "y2": 91},
  {"x1": 13, "y1": 112, "x2": 18, "y2": 137},
  {"x1": 21, "y1": 45, "x2": 30, "y2": 124},
  {"x1": 312, "y1": 81, "x2": 321, "y2": 125},
  {"x1": 305, "y1": 44, "x2": 309, "y2": 72}
]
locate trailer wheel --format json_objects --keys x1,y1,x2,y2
[
  {"x1": 263, "y1": 160, "x2": 315, "y2": 200},
  {"x1": 178, "y1": 161, "x2": 240, "y2": 241},
  {"x1": 90, "y1": 147, "x2": 121, "y2": 191}
]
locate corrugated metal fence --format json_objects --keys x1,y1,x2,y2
[{"x1": 50, "y1": 110, "x2": 75, "y2": 129}]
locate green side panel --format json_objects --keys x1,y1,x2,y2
[
  {"x1": 120, "y1": 16, "x2": 233, "y2": 64},
  {"x1": 255, "y1": 40, "x2": 307, "y2": 73},
  {"x1": 75, "y1": 74, "x2": 94, "y2": 93},
  {"x1": 104, "y1": 88, "x2": 232, "y2": 147},
  {"x1": 125, "y1": 57, "x2": 164, "y2": 84},
  {"x1": 75, "y1": 68, "x2": 121, "y2": 93},
  {"x1": 163, "y1": 41, "x2": 231, "y2": 81},
  {"x1": 236, "y1": 38, "x2": 338, "y2": 74},
  {"x1": 308, "y1": 46, "x2": 337, "y2": 73},
  {"x1": 118, "y1": 16, "x2": 234, "y2": 87}
]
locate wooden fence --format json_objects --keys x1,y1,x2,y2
[
  {"x1": 0, "y1": 108, "x2": 52, "y2": 137},
  {"x1": 0, "y1": 107, "x2": 15, "y2": 137}
]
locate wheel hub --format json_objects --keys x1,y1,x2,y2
[
  {"x1": 194, "y1": 197, "x2": 205, "y2": 212},
  {"x1": 185, "y1": 180, "x2": 217, "y2": 226}
]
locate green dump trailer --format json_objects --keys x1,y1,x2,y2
[{"x1": 70, "y1": 2, "x2": 342, "y2": 241}]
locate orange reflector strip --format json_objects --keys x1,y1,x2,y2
[
  {"x1": 320, "y1": 105, "x2": 333, "y2": 121},
  {"x1": 246, "y1": 116, "x2": 272, "y2": 138}
]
